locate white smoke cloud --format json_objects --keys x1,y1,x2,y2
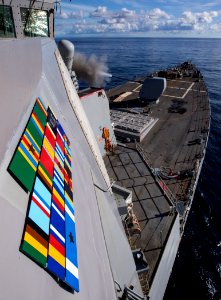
[{"x1": 72, "y1": 52, "x2": 111, "y2": 87}]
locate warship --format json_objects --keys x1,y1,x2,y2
[{"x1": 0, "y1": 0, "x2": 210, "y2": 299}]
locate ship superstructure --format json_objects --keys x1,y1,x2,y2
[{"x1": 0, "y1": 1, "x2": 210, "y2": 300}]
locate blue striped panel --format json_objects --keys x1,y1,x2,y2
[
  {"x1": 65, "y1": 203, "x2": 79, "y2": 291},
  {"x1": 57, "y1": 122, "x2": 65, "y2": 138},
  {"x1": 66, "y1": 268, "x2": 79, "y2": 292},
  {"x1": 54, "y1": 176, "x2": 64, "y2": 195},
  {"x1": 53, "y1": 181, "x2": 64, "y2": 200},
  {"x1": 50, "y1": 203, "x2": 65, "y2": 233},
  {"x1": 54, "y1": 168, "x2": 64, "y2": 187},
  {"x1": 34, "y1": 177, "x2": 52, "y2": 208},
  {"x1": 63, "y1": 136, "x2": 79, "y2": 292},
  {"x1": 29, "y1": 202, "x2": 50, "y2": 234},
  {"x1": 47, "y1": 122, "x2": 66, "y2": 280},
  {"x1": 50, "y1": 225, "x2": 65, "y2": 246},
  {"x1": 65, "y1": 196, "x2": 74, "y2": 214},
  {"x1": 28, "y1": 176, "x2": 51, "y2": 235},
  {"x1": 47, "y1": 256, "x2": 65, "y2": 280}
]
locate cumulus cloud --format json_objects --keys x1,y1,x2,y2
[
  {"x1": 90, "y1": 6, "x2": 108, "y2": 17},
  {"x1": 210, "y1": 22, "x2": 221, "y2": 30},
  {"x1": 148, "y1": 8, "x2": 170, "y2": 19},
  {"x1": 56, "y1": 5, "x2": 220, "y2": 36},
  {"x1": 182, "y1": 11, "x2": 219, "y2": 25},
  {"x1": 56, "y1": 10, "x2": 84, "y2": 19}
]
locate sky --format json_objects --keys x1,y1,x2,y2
[{"x1": 55, "y1": 0, "x2": 221, "y2": 37}]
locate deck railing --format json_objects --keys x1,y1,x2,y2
[{"x1": 135, "y1": 143, "x2": 177, "y2": 207}]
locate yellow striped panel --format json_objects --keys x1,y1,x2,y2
[
  {"x1": 24, "y1": 231, "x2": 47, "y2": 257},
  {"x1": 48, "y1": 244, "x2": 65, "y2": 267},
  {"x1": 43, "y1": 137, "x2": 55, "y2": 160}
]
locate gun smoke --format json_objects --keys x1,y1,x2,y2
[{"x1": 72, "y1": 52, "x2": 112, "y2": 87}]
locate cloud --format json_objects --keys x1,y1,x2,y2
[
  {"x1": 181, "y1": 11, "x2": 219, "y2": 25},
  {"x1": 90, "y1": 6, "x2": 108, "y2": 17},
  {"x1": 56, "y1": 10, "x2": 84, "y2": 19},
  {"x1": 210, "y1": 21, "x2": 221, "y2": 30},
  {"x1": 148, "y1": 8, "x2": 170, "y2": 19},
  {"x1": 56, "y1": 5, "x2": 220, "y2": 36}
]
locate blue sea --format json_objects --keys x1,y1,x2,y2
[{"x1": 61, "y1": 37, "x2": 221, "y2": 299}]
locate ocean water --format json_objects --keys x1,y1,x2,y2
[{"x1": 64, "y1": 37, "x2": 221, "y2": 299}]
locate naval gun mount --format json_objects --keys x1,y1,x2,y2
[
  {"x1": 107, "y1": 75, "x2": 167, "y2": 143},
  {"x1": 139, "y1": 77, "x2": 167, "y2": 104}
]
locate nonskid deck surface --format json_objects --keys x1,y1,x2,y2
[
  {"x1": 107, "y1": 67, "x2": 210, "y2": 202},
  {"x1": 104, "y1": 146, "x2": 176, "y2": 288},
  {"x1": 105, "y1": 64, "x2": 210, "y2": 292}
]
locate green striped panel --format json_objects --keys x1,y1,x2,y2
[
  {"x1": 20, "y1": 240, "x2": 47, "y2": 267},
  {"x1": 8, "y1": 99, "x2": 47, "y2": 192}
]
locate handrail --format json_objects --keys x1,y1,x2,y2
[
  {"x1": 135, "y1": 143, "x2": 176, "y2": 207},
  {"x1": 124, "y1": 287, "x2": 145, "y2": 300}
]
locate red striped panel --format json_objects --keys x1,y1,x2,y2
[
  {"x1": 40, "y1": 147, "x2": 54, "y2": 177},
  {"x1": 44, "y1": 125, "x2": 56, "y2": 148}
]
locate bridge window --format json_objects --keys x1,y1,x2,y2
[
  {"x1": 20, "y1": 8, "x2": 49, "y2": 37},
  {"x1": 0, "y1": 5, "x2": 15, "y2": 38}
]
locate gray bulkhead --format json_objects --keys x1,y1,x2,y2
[
  {"x1": 0, "y1": 36, "x2": 142, "y2": 299},
  {"x1": 80, "y1": 90, "x2": 117, "y2": 157}
]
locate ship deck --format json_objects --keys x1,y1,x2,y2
[
  {"x1": 104, "y1": 146, "x2": 176, "y2": 291},
  {"x1": 104, "y1": 64, "x2": 210, "y2": 292}
]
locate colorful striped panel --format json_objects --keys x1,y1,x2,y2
[
  {"x1": 47, "y1": 107, "x2": 57, "y2": 136},
  {"x1": 8, "y1": 98, "x2": 47, "y2": 191},
  {"x1": 20, "y1": 176, "x2": 52, "y2": 267},
  {"x1": 38, "y1": 123, "x2": 56, "y2": 190},
  {"x1": 28, "y1": 176, "x2": 51, "y2": 234},
  {"x1": 64, "y1": 135, "x2": 79, "y2": 291},
  {"x1": 64, "y1": 198, "x2": 79, "y2": 291},
  {"x1": 47, "y1": 123, "x2": 66, "y2": 280},
  {"x1": 12, "y1": 104, "x2": 80, "y2": 291},
  {"x1": 20, "y1": 219, "x2": 49, "y2": 267}
]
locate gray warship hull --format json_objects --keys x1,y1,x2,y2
[{"x1": 0, "y1": 1, "x2": 210, "y2": 299}]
